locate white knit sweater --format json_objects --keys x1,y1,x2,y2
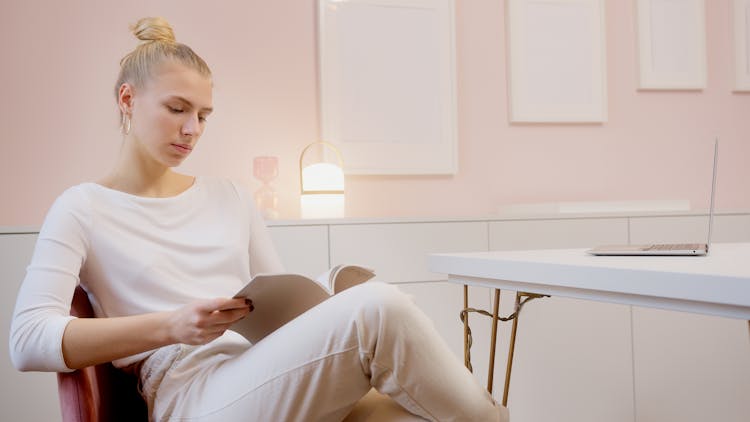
[{"x1": 9, "y1": 177, "x2": 283, "y2": 372}]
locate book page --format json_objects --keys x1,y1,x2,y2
[
  {"x1": 328, "y1": 265, "x2": 375, "y2": 294},
  {"x1": 314, "y1": 266, "x2": 339, "y2": 292},
  {"x1": 231, "y1": 273, "x2": 330, "y2": 343}
]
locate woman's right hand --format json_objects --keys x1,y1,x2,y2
[
  {"x1": 59, "y1": 297, "x2": 253, "y2": 370},
  {"x1": 166, "y1": 297, "x2": 253, "y2": 345}
]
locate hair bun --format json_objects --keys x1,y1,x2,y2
[{"x1": 130, "y1": 17, "x2": 176, "y2": 44}]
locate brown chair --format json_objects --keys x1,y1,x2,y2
[
  {"x1": 57, "y1": 287, "x2": 421, "y2": 422},
  {"x1": 57, "y1": 286, "x2": 147, "y2": 421}
]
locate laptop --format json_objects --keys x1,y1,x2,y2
[{"x1": 587, "y1": 139, "x2": 718, "y2": 256}]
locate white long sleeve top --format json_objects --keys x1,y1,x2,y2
[{"x1": 9, "y1": 177, "x2": 284, "y2": 372}]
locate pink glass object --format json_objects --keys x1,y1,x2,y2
[
  {"x1": 253, "y1": 156, "x2": 279, "y2": 219},
  {"x1": 253, "y1": 156, "x2": 279, "y2": 184}
]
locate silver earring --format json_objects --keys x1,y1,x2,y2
[{"x1": 121, "y1": 114, "x2": 131, "y2": 135}]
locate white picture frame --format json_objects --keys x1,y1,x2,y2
[
  {"x1": 734, "y1": 0, "x2": 750, "y2": 91},
  {"x1": 318, "y1": 0, "x2": 458, "y2": 175},
  {"x1": 506, "y1": 0, "x2": 608, "y2": 123},
  {"x1": 636, "y1": 0, "x2": 706, "y2": 90}
]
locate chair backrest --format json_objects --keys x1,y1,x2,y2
[{"x1": 57, "y1": 286, "x2": 148, "y2": 422}]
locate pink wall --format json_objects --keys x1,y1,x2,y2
[{"x1": 1, "y1": 0, "x2": 748, "y2": 226}]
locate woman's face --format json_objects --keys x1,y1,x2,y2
[{"x1": 124, "y1": 61, "x2": 213, "y2": 168}]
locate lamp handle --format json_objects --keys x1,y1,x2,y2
[{"x1": 299, "y1": 141, "x2": 344, "y2": 194}]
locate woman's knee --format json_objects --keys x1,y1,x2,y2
[{"x1": 347, "y1": 282, "x2": 418, "y2": 321}]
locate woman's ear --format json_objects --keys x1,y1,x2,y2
[{"x1": 118, "y1": 83, "x2": 135, "y2": 115}]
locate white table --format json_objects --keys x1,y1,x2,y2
[{"x1": 428, "y1": 242, "x2": 750, "y2": 404}]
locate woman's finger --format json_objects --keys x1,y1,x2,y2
[{"x1": 209, "y1": 307, "x2": 251, "y2": 325}]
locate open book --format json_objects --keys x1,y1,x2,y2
[{"x1": 230, "y1": 264, "x2": 375, "y2": 343}]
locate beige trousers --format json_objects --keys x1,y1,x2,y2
[{"x1": 141, "y1": 282, "x2": 509, "y2": 422}]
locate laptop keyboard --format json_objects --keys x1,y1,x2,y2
[{"x1": 646, "y1": 243, "x2": 704, "y2": 251}]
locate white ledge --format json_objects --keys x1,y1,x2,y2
[{"x1": 2, "y1": 209, "x2": 749, "y2": 233}]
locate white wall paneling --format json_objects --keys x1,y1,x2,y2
[
  {"x1": 489, "y1": 217, "x2": 628, "y2": 250},
  {"x1": 3, "y1": 210, "x2": 750, "y2": 421},
  {"x1": 713, "y1": 214, "x2": 750, "y2": 241},
  {"x1": 636, "y1": 0, "x2": 707, "y2": 89},
  {"x1": 268, "y1": 224, "x2": 330, "y2": 277},
  {"x1": 509, "y1": 298, "x2": 635, "y2": 422},
  {"x1": 632, "y1": 307, "x2": 750, "y2": 422},
  {"x1": 328, "y1": 221, "x2": 487, "y2": 283},
  {"x1": 0, "y1": 233, "x2": 61, "y2": 422},
  {"x1": 628, "y1": 213, "x2": 750, "y2": 244},
  {"x1": 630, "y1": 214, "x2": 710, "y2": 244}
]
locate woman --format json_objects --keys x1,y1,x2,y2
[{"x1": 9, "y1": 17, "x2": 509, "y2": 422}]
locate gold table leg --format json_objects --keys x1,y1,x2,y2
[
  {"x1": 502, "y1": 292, "x2": 522, "y2": 407},
  {"x1": 487, "y1": 289, "x2": 501, "y2": 393},
  {"x1": 460, "y1": 286, "x2": 548, "y2": 405},
  {"x1": 463, "y1": 284, "x2": 471, "y2": 371}
]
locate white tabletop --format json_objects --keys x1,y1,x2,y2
[{"x1": 428, "y1": 242, "x2": 750, "y2": 319}]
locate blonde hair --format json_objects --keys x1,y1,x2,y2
[{"x1": 114, "y1": 17, "x2": 211, "y2": 102}]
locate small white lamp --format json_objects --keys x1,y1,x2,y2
[{"x1": 300, "y1": 141, "x2": 345, "y2": 219}]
